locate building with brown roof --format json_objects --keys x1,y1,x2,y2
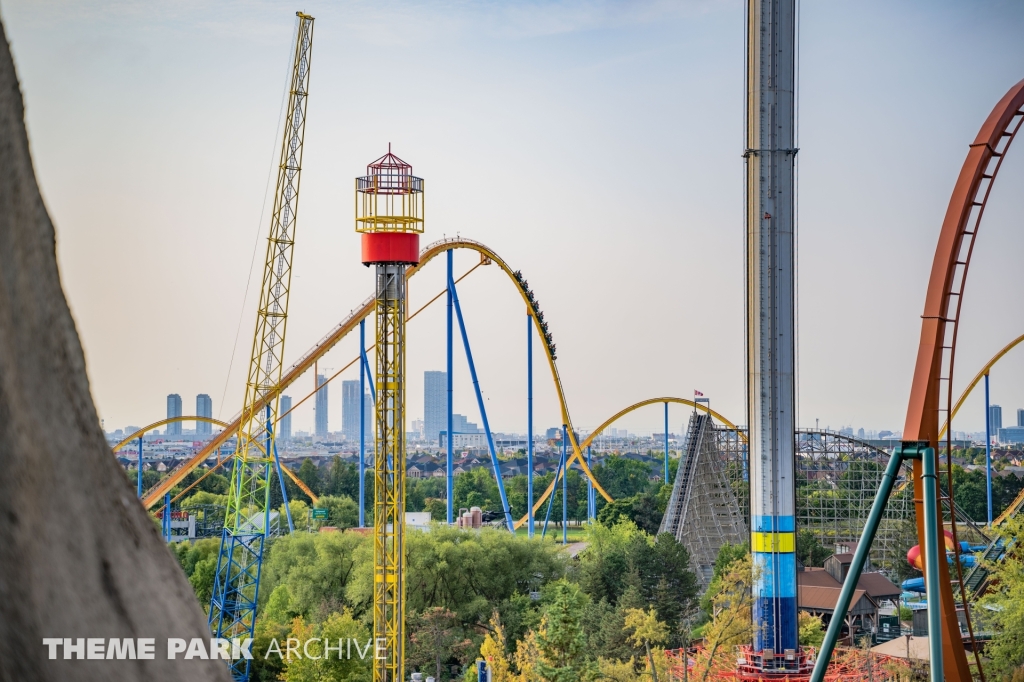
[{"x1": 796, "y1": 567, "x2": 901, "y2": 641}]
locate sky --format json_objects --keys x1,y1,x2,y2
[{"x1": 3, "y1": 0, "x2": 1024, "y2": 438}]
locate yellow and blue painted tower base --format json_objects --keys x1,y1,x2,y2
[{"x1": 751, "y1": 515, "x2": 797, "y2": 654}]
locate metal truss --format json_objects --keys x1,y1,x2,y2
[{"x1": 713, "y1": 427, "x2": 916, "y2": 578}]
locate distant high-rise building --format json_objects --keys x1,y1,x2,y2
[
  {"x1": 196, "y1": 394, "x2": 212, "y2": 435},
  {"x1": 424, "y1": 371, "x2": 447, "y2": 444},
  {"x1": 280, "y1": 395, "x2": 292, "y2": 440},
  {"x1": 1017, "y1": 408, "x2": 1024, "y2": 428},
  {"x1": 452, "y1": 413, "x2": 478, "y2": 434},
  {"x1": 166, "y1": 394, "x2": 182, "y2": 435},
  {"x1": 315, "y1": 374, "x2": 329, "y2": 437},
  {"x1": 990, "y1": 404, "x2": 1003, "y2": 432},
  {"x1": 342, "y1": 380, "x2": 372, "y2": 441},
  {"x1": 857, "y1": 428, "x2": 865, "y2": 439}
]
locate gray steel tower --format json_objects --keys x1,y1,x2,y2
[{"x1": 745, "y1": 0, "x2": 800, "y2": 668}]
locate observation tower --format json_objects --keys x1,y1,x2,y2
[{"x1": 356, "y1": 146, "x2": 423, "y2": 682}]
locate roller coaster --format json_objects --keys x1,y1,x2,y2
[{"x1": 107, "y1": 19, "x2": 1024, "y2": 680}]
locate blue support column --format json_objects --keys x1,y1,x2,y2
[
  {"x1": 449, "y1": 271, "x2": 515, "y2": 532},
  {"x1": 664, "y1": 401, "x2": 670, "y2": 484},
  {"x1": 163, "y1": 492, "x2": 171, "y2": 542},
  {"x1": 137, "y1": 436, "x2": 143, "y2": 497},
  {"x1": 528, "y1": 312, "x2": 535, "y2": 538},
  {"x1": 359, "y1": 318, "x2": 367, "y2": 528},
  {"x1": 587, "y1": 445, "x2": 594, "y2": 522},
  {"x1": 562, "y1": 425, "x2": 568, "y2": 545},
  {"x1": 542, "y1": 445, "x2": 565, "y2": 538},
  {"x1": 985, "y1": 372, "x2": 993, "y2": 526},
  {"x1": 447, "y1": 249, "x2": 454, "y2": 525}
]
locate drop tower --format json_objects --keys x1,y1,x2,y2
[
  {"x1": 744, "y1": 0, "x2": 806, "y2": 674},
  {"x1": 356, "y1": 147, "x2": 423, "y2": 682}
]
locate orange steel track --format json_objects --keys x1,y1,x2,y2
[{"x1": 904, "y1": 77, "x2": 1024, "y2": 682}]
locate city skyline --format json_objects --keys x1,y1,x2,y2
[{"x1": 7, "y1": 1, "x2": 1024, "y2": 438}]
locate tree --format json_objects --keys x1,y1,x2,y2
[
  {"x1": 425, "y1": 497, "x2": 447, "y2": 521},
  {"x1": 407, "y1": 607, "x2": 473, "y2": 682},
  {"x1": 796, "y1": 529, "x2": 830, "y2": 568},
  {"x1": 630, "y1": 491, "x2": 663, "y2": 535},
  {"x1": 324, "y1": 456, "x2": 359, "y2": 499},
  {"x1": 453, "y1": 467, "x2": 502, "y2": 514},
  {"x1": 694, "y1": 554, "x2": 755, "y2": 682},
  {"x1": 512, "y1": 630, "x2": 541, "y2": 682},
  {"x1": 624, "y1": 607, "x2": 669, "y2": 682},
  {"x1": 978, "y1": 516, "x2": 1024, "y2": 676},
  {"x1": 594, "y1": 456, "x2": 658, "y2": 500},
  {"x1": 798, "y1": 611, "x2": 825, "y2": 648},
  {"x1": 297, "y1": 459, "x2": 322, "y2": 495},
  {"x1": 534, "y1": 581, "x2": 599, "y2": 682},
  {"x1": 281, "y1": 617, "x2": 330, "y2": 682},
  {"x1": 574, "y1": 520, "x2": 643, "y2": 605},
  {"x1": 259, "y1": 530, "x2": 366, "y2": 619},
  {"x1": 698, "y1": 542, "x2": 749, "y2": 617},
  {"x1": 346, "y1": 525, "x2": 566, "y2": 630},
  {"x1": 598, "y1": 497, "x2": 636, "y2": 529},
  {"x1": 644, "y1": 534, "x2": 698, "y2": 643},
  {"x1": 479, "y1": 612, "x2": 514, "y2": 682},
  {"x1": 317, "y1": 495, "x2": 359, "y2": 529}
]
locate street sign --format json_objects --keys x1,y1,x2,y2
[{"x1": 312, "y1": 508, "x2": 329, "y2": 520}]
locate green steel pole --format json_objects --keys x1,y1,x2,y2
[
  {"x1": 809, "y1": 449, "x2": 906, "y2": 682},
  {"x1": 922, "y1": 447, "x2": 944, "y2": 682}
]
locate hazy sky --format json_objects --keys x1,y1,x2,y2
[{"x1": 4, "y1": 0, "x2": 1024, "y2": 438}]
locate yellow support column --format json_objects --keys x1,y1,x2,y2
[{"x1": 374, "y1": 264, "x2": 406, "y2": 682}]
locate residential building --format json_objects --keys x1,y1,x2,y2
[
  {"x1": 999, "y1": 426, "x2": 1024, "y2": 445},
  {"x1": 424, "y1": 371, "x2": 447, "y2": 445},
  {"x1": 341, "y1": 379, "x2": 372, "y2": 441},
  {"x1": 196, "y1": 394, "x2": 212, "y2": 435},
  {"x1": 315, "y1": 374, "x2": 328, "y2": 437},
  {"x1": 166, "y1": 394, "x2": 182, "y2": 435},
  {"x1": 453, "y1": 413, "x2": 478, "y2": 434},
  {"x1": 280, "y1": 395, "x2": 292, "y2": 440},
  {"x1": 990, "y1": 404, "x2": 1003, "y2": 432}
]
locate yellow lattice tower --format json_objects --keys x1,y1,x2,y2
[{"x1": 356, "y1": 146, "x2": 423, "y2": 682}]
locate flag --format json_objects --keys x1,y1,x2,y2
[
  {"x1": 764, "y1": 211, "x2": 771, "y2": 220},
  {"x1": 694, "y1": 390, "x2": 704, "y2": 397}
]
